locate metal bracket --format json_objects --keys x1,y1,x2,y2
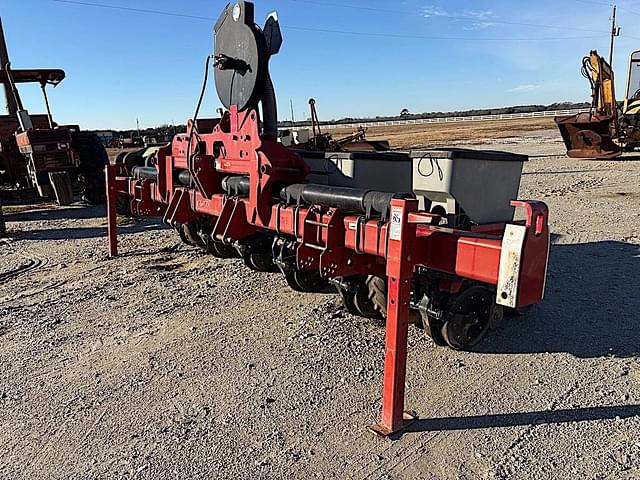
[{"x1": 496, "y1": 223, "x2": 526, "y2": 308}]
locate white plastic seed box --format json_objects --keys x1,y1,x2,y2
[
  {"x1": 411, "y1": 149, "x2": 527, "y2": 223},
  {"x1": 299, "y1": 150, "x2": 413, "y2": 193}
]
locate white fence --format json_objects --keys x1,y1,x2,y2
[{"x1": 281, "y1": 108, "x2": 589, "y2": 131}]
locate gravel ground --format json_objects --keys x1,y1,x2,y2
[{"x1": 1, "y1": 128, "x2": 639, "y2": 479}]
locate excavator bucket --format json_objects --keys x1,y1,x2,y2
[{"x1": 555, "y1": 113, "x2": 622, "y2": 159}]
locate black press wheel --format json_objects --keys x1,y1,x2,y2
[
  {"x1": 440, "y1": 286, "x2": 492, "y2": 351},
  {"x1": 283, "y1": 268, "x2": 327, "y2": 293},
  {"x1": 243, "y1": 251, "x2": 277, "y2": 272},
  {"x1": 177, "y1": 225, "x2": 191, "y2": 246},
  {"x1": 178, "y1": 222, "x2": 204, "y2": 248},
  {"x1": 339, "y1": 287, "x2": 361, "y2": 316},
  {"x1": 205, "y1": 237, "x2": 237, "y2": 258},
  {"x1": 423, "y1": 315, "x2": 448, "y2": 347},
  {"x1": 242, "y1": 235, "x2": 278, "y2": 272},
  {"x1": 199, "y1": 225, "x2": 237, "y2": 258}
]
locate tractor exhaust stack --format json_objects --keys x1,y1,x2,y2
[{"x1": 0, "y1": 18, "x2": 18, "y2": 117}]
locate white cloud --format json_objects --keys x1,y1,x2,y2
[
  {"x1": 422, "y1": 6, "x2": 496, "y2": 27},
  {"x1": 463, "y1": 22, "x2": 496, "y2": 31},
  {"x1": 508, "y1": 84, "x2": 542, "y2": 93},
  {"x1": 462, "y1": 9, "x2": 494, "y2": 20},
  {"x1": 423, "y1": 5, "x2": 447, "y2": 17}
]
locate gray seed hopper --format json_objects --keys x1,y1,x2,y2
[
  {"x1": 298, "y1": 148, "x2": 527, "y2": 225},
  {"x1": 410, "y1": 149, "x2": 527, "y2": 224}
]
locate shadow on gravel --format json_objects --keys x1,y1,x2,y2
[
  {"x1": 5, "y1": 204, "x2": 106, "y2": 222},
  {"x1": 479, "y1": 241, "x2": 640, "y2": 358},
  {"x1": 13, "y1": 220, "x2": 168, "y2": 241},
  {"x1": 617, "y1": 154, "x2": 640, "y2": 162},
  {"x1": 522, "y1": 169, "x2": 610, "y2": 175},
  {"x1": 401, "y1": 404, "x2": 640, "y2": 436}
]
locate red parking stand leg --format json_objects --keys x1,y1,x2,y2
[
  {"x1": 106, "y1": 164, "x2": 118, "y2": 258},
  {"x1": 368, "y1": 198, "x2": 419, "y2": 438}
]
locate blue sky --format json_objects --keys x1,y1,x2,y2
[{"x1": 2, "y1": 0, "x2": 640, "y2": 130}]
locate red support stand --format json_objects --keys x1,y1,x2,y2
[
  {"x1": 106, "y1": 164, "x2": 118, "y2": 258},
  {"x1": 368, "y1": 198, "x2": 419, "y2": 438}
]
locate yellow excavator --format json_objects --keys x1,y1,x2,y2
[{"x1": 556, "y1": 49, "x2": 640, "y2": 158}]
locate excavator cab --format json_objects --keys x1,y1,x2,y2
[
  {"x1": 555, "y1": 51, "x2": 623, "y2": 159},
  {"x1": 623, "y1": 50, "x2": 640, "y2": 114},
  {"x1": 618, "y1": 50, "x2": 640, "y2": 149}
]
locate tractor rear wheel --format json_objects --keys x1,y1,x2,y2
[
  {"x1": 347, "y1": 274, "x2": 427, "y2": 328},
  {"x1": 116, "y1": 196, "x2": 132, "y2": 216},
  {"x1": 71, "y1": 132, "x2": 109, "y2": 204},
  {"x1": 353, "y1": 275, "x2": 386, "y2": 319}
]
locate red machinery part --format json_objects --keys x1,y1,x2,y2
[
  {"x1": 106, "y1": 164, "x2": 117, "y2": 258},
  {"x1": 105, "y1": 0, "x2": 550, "y2": 438},
  {"x1": 105, "y1": 107, "x2": 550, "y2": 437}
]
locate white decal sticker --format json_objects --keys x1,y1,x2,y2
[{"x1": 389, "y1": 207, "x2": 403, "y2": 241}]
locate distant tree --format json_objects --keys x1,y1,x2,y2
[{"x1": 400, "y1": 108, "x2": 410, "y2": 116}]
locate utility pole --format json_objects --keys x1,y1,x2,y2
[
  {"x1": 290, "y1": 99, "x2": 295, "y2": 125},
  {"x1": 136, "y1": 117, "x2": 140, "y2": 136},
  {"x1": 609, "y1": 4, "x2": 621, "y2": 68}
]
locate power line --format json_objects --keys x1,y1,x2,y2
[
  {"x1": 286, "y1": 0, "x2": 613, "y2": 34},
  {"x1": 618, "y1": 6, "x2": 640, "y2": 18},
  {"x1": 572, "y1": 0, "x2": 612, "y2": 6},
  {"x1": 283, "y1": 25, "x2": 604, "y2": 41},
  {"x1": 52, "y1": 0, "x2": 214, "y2": 20},
  {"x1": 49, "y1": 0, "x2": 610, "y2": 42},
  {"x1": 568, "y1": 1, "x2": 640, "y2": 40},
  {"x1": 572, "y1": 0, "x2": 640, "y2": 18}
]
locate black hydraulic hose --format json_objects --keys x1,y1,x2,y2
[
  {"x1": 192, "y1": 55, "x2": 212, "y2": 133},
  {"x1": 220, "y1": 175, "x2": 411, "y2": 217},
  {"x1": 138, "y1": 168, "x2": 191, "y2": 185},
  {"x1": 185, "y1": 55, "x2": 212, "y2": 188},
  {"x1": 222, "y1": 176, "x2": 415, "y2": 218},
  {"x1": 581, "y1": 56, "x2": 598, "y2": 112},
  {"x1": 281, "y1": 184, "x2": 403, "y2": 217}
]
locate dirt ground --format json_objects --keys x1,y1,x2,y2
[
  {"x1": 1, "y1": 122, "x2": 639, "y2": 479},
  {"x1": 331, "y1": 117, "x2": 556, "y2": 150}
]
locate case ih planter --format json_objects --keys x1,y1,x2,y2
[{"x1": 106, "y1": 2, "x2": 550, "y2": 437}]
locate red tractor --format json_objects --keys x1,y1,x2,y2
[{"x1": 0, "y1": 19, "x2": 107, "y2": 205}]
